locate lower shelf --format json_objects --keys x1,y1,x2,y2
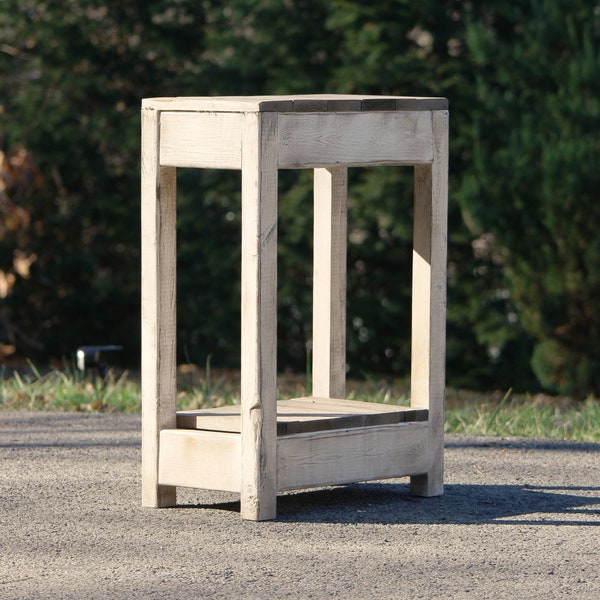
[
  {"x1": 157, "y1": 418, "x2": 432, "y2": 493},
  {"x1": 176, "y1": 396, "x2": 428, "y2": 435}
]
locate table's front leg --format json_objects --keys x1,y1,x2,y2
[
  {"x1": 240, "y1": 112, "x2": 279, "y2": 520},
  {"x1": 410, "y1": 110, "x2": 449, "y2": 497},
  {"x1": 141, "y1": 107, "x2": 177, "y2": 507}
]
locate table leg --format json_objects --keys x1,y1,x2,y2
[
  {"x1": 141, "y1": 107, "x2": 177, "y2": 507},
  {"x1": 312, "y1": 167, "x2": 348, "y2": 399},
  {"x1": 410, "y1": 110, "x2": 449, "y2": 497},
  {"x1": 240, "y1": 112, "x2": 279, "y2": 520}
]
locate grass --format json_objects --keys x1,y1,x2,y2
[
  {"x1": 0, "y1": 363, "x2": 141, "y2": 413},
  {"x1": 445, "y1": 388, "x2": 600, "y2": 443},
  {"x1": 1, "y1": 363, "x2": 598, "y2": 443}
]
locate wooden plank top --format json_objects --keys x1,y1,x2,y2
[
  {"x1": 142, "y1": 94, "x2": 448, "y2": 113},
  {"x1": 177, "y1": 397, "x2": 428, "y2": 436}
]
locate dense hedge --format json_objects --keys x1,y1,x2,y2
[{"x1": 0, "y1": 1, "x2": 598, "y2": 395}]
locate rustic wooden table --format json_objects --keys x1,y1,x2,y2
[{"x1": 141, "y1": 95, "x2": 449, "y2": 520}]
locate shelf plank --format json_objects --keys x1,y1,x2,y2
[{"x1": 177, "y1": 397, "x2": 428, "y2": 436}]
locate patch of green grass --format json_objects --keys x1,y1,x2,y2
[
  {"x1": 0, "y1": 363, "x2": 141, "y2": 413},
  {"x1": 444, "y1": 389, "x2": 600, "y2": 443},
  {"x1": 1, "y1": 365, "x2": 598, "y2": 442}
]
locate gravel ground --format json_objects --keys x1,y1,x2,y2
[{"x1": 1, "y1": 411, "x2": 598, "y2": 599}]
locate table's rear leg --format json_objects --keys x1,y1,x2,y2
[{"x1": 312, "y1": 167, "x2": 348, "y2": 400}]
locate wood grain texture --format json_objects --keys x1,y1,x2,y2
[
  {"x1": 158, "y1": 429, "x2": 241, "y2": 492},
  {"x1": 141, "y1": 96, "x2": 449, "y2": 517},
  {"x1": 155, "y1": 422, "x2": 429, "y2": 493},
  {"x1": 142, "y1": 95, "x2": 448, "y2": 113},
  {"x1": 176, "y1": 397, "x2": 428, "y2": 435},
  {"x1": 410, "y1": 110, "x2": 449, "y2": 497},
  {"x1": 277, "y1": 112, "x2": 433, "y2": 168},
  {"x1": 277, "y1": 422, "x2": 430, "y2": 491},
  {"x1": 141, "y1": 107, "x2": 177, "y2": 507},
  {"x1": 240, "y1": 111, "x2": 279, "y2": 520},
  {"x1": 312, "y1": 167, "x2": 348, "y2": 399},
  {"x1": 292, "y1": 96, "x2": 362, "y2": 112},
  {"x1": 159, "y1": 111, "x2": 243, "y2": 169}
]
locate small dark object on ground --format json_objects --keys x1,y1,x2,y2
[{"x1": 76, "y1": 345, "x2": 123, "y2": 379}]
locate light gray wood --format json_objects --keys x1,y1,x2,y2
[
  {"x1": 176, "y1": 397, "x2": 428, "y2": 435},
  {"x1": 239, "y1": 111, "x2": 279, "y2": 520},
  {"x1": 286, "y1": 397, "x2": 428, "y2": 424},
  {"x1": 158, "y1": 109, "x2": 436, "y2": 172},
  {"x1": 177, "y1": 405, "x2": 243, "y2": 433},
  {"x1": 292, "y1": 96, "x2": 362, "y2": 112},
  {"x1": 277, "y1": 112, "x2": 433, "y2": 168},
  {"x1": 158, "y1": 429, "x2": 241, "y2": 492},
  {"x1": 312, "y1": 167, "x2": 347, "y2": 399},
  {"x1": 141, "y1": 107, "x2": 177, "y2": 507},
  {"x1": 159, "y1": 111, "x2": 243, "y2": 169},
  {"x1": 143, "y1": 96, "x2": 295, "y2": 113},
  {"x1": 142, "y1": 95, "x2": 448, "y2": 113},
  {"x1": 155, "y1": 422, "x2": 428, "y2": 493},
  {"x1": 277, "y1": 422, "x2": 430, "y2": 491},
  {"x1": 141, "y1": 95, "x2": 448, "y2": 519},
  {"x1": 410, "y1": 110, "x2": 449, "y2": 497}
]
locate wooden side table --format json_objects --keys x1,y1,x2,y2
[{"x1": 141, "y1": 95, "x2": 449, "y2": 520}]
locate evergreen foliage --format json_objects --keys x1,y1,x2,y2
[
  {"x1": 0, "y1": 0, "x2": 598, "y2": 394},
  {"x1": 457, "y1": 0, "x2": 600, "y2": 395}
]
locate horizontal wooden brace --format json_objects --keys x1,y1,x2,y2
[
  {"x1": 159, "y1": 111, "x2": 243, "y2": 169},
  {"x1": 277, "y1": 112, "x2": 434, "y2": 168},
  {"x1": 157, "y1": 110, "x2": 436, "y2": 170},
  {"x1": 277, "y1": 422, "x2": 431, "y2": 491},
  {"x1": 158, "y1": 429, "x2": 242, "y2": 492},
  {"x1": 157, "y1": 422, "x2": 431, "y2": 494}
]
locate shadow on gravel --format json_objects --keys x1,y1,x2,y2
[
  {"x1": 446, "y1": 438, "x2": 600, "y2": 452},
  {"x1": 183, "y1": 483, "x2": 600, "y2": 526}
]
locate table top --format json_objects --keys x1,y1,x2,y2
[{"x1": 142, "y1": 94, "x2": 448, "y2": 113}]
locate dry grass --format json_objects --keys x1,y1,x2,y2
[{"x1": 1, "y1": 364, "x2": 598, "y2": 442}]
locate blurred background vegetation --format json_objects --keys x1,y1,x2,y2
[{"x1": 0, "y1": 0, "x2": 598, "y2": 397}]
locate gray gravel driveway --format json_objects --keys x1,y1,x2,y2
[{"x1": 1, "y1": 412, "x2": 598, "y2": 599}]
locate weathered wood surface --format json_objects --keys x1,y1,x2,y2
[
  {"x1": 141, "y1": 95, "x2": 448, "y2": 519},
  {"x1": 157, "y1": 110, "x2": 435, "y2": 171},
  {"x1": 176, "y1": 397, "x2": 429, "y2": 436},
  {"x1": 277, "y1": 422, "x2": 430, "y2": 491},
  {"x1": 239, "y1": 111, "x2": 279, "y2": 520},
  {"x1": 159, "y1": 111, "x2": 243, "y2": 169},
  {"x1": 410, "y1": 109, "x2": 449, "y2": 497},
  {"x1": 157, "y1": 420, "x2": 429, "y2": 493},
  {"x1": 278, "y1": 112, "x2": 433, "y2": 168},
  {"x1": 143, "y1": 94, "x2": 448, "y2": 113},
  {"x1": 312, "y1": 167, "x2": 347, "y2": 398},
  {"x1": 158, "y1": 429, "x2": 241, "y2": 492},
  {"x1": 140, "y1": 107, "x2": 177, "y2": 508}
]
